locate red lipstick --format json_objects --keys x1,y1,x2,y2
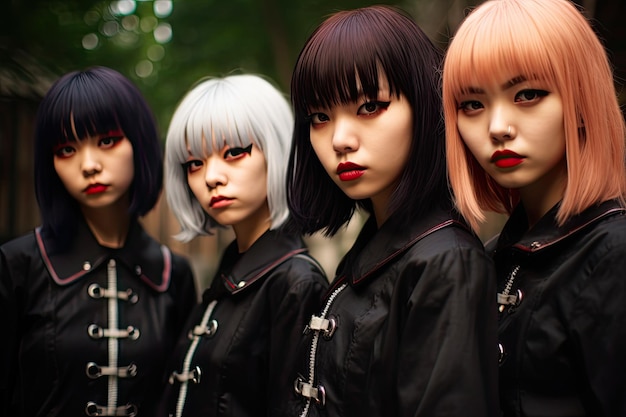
[
  {"x1": 84, "y1": 184, "x2": 108, "y2": 194},
  {"x1": 210, "y1": 195, "x2": 233, "y2": 208},
  {"x1": 491, "y1": 150, "x2": 524, "y2": 168},
  {"x1": 337, "y1": 162, "x2": 365, "y2": 181}
]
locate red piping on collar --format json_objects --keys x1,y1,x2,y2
[
  {"x1": 36, "y1": 227, "x2": 88, "y2": 285},
  {"x1": 512, "y1": 208, "x2": 626, "y2": 253},
  {"x1": 223, "y1": 248, "x2": 307, "y2": 294},
  {"x1": 138, "y1": 245, "x2": 171, "y2": 292},
  {"x1": 352, "y1": 219, "x2": 460, "y2": 285}
]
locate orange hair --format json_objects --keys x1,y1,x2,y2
[{"x1": 443, "y1": 0, "x2": 626, "y2": 232}]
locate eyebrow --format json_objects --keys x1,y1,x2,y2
[{"x1": 463, "y1": 75, "x2": 528, "y2": 95}]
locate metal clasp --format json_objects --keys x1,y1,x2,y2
[
  {"x1": 87, "y1": 324, "x2": 141, "y2": 340},
  {"x1": 169, "y1": 366, "x2": 202, "y2": 384},
  {"x1": 294, "y1": 376, "x2": 326, "y2": 406},
  {"x1": 86, "y1": 362, "x2": 138, "y2": 379},
  {"x1": 188, "y1": 319, "x2": 218, "y2": 339},
  {"x1": 88, "y1": 283, "x2": 138, "y2": 304},
  {"x1": 85, "y1": 402, "x2": 138, "y2": 416},
  {"x1": 302, "y1": 315, "x2": 337, "y2": 340}
]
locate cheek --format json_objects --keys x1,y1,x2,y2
[
  {"x1": 186, "y1": 175, "x2": 206, "y2": 202},
  {"x1": 53, "y1": 161, "x2": 72, "y2": 187},
  {"x1": 311, "y1": 138, "x2": 335, "y2": 172},
  {"x1": 457, "y1": 122, "x2": 484, "y2": 158}
]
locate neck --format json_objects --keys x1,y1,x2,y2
[
  {"x1": 81, "y1": 204, "x2": 132, "y2": 248},
  {"x1": 231, "y1": 203, "x2": 272, "y2": 253},
  {"x1": 519, "y1": 159, "x2": 567, "y2": 229}
]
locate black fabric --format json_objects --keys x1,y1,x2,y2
[
  {"x1": 158, "y1": 229, "x2": 328, "y2": 417},
  {"x1": 0, "y1": 220, "x2": 197, "y2": 416},
  {"x1": 281, "y1": 208, "x2": 500, "y2": 417},
  {"x1": 491, "y1": 199, "x2": 626, "y2": 417}
]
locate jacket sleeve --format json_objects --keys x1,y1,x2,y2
[
  {"x1": 570, "y1": 246, "x2": 626, "y2": 416},
  {"x1": 169, "y1": 252, "x2": 198, "y2": 331},
  {"x1": 393, "y1": 244, "x2": 499, "y2": 417},
  {"x1": 0, "y1": 245, "x2": 22, "y2": 417}
]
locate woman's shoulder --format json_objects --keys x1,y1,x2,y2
[
  {"x1": 408, "y1": 219, "x2": 487, "y2": 259},
  {"x1": 0, "y1": 230, "x2": 39, "y2": 259}
]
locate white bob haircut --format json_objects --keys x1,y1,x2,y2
[{"x1": 165, "y1": 74, "x2": 293, "y2": 242}]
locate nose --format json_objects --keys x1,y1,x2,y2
[
  {"x1": 81, "y1": 147, "x2": 102, "y2": 177},
  {"x1": 489, "y1": 108, "x2": 515, "y2": 142},
  {"x1": 204, "y1": 156, "x2": 227, "y2": 189},
  {"x1": 331, "y1": 117, "x2": 359, "y2": 154}
]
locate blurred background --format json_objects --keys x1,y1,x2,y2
[{"x1": 1, "y1": 0, "x2": 625, "y2": 291}]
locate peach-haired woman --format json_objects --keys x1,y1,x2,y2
[{"x1": 443, "y1": 0, "x2": 626, "y2": 416}]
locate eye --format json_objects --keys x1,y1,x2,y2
[
  {"x1": 99, "y1": 135, "x2": 124, "y2": 149},
  {"x1": 514, "y1": 89, "x2": 549, "y2": 103},
  {"x1": 358, "y1": 101, "x2": 390, "y2": 116},
  {"x1": 223, "y1": 144, "x2": 253, "y2": 161},
  {"x1": 54, "y1": 144, "x2": 75, "y2": 158},
  {"x1": 458, "y1": 100, "x2": 484, "y2": 114},
  {"x1": 182, "y1": 159, "x2": 204, "y2": 174},
  {"x1": 308, "y1": 113, "x2": 330, "y2": 126}
]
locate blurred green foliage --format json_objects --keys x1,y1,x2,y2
[{"x1": 4, "y1": 0, "x2": 624, "y2": 136}]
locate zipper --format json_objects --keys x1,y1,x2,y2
[
  {"x1": 175, "y1": 300, "x2": 218, "y2": 417},
  {"x1": 497, "y1": 264, "x2": 520, "y2": 313},
  {"x1": 298, "y1": 282, "x2": 348, "y2": 417}
]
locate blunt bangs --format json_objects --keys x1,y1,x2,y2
[
  {"x1": 292, "y1": 7, "x2": 418, "y2": 118},
  {"x1": 288, "y1": 5, "x2": 448, "y2": 236},
  {"x1": 444, "y1": 0, "x2": 626, "y2": 232},
  {"x1": 35, "y1": 67, "x2": 162, "y2": 246},
  {"x1": 165, "y1": 75, "x2": 293, "y2": 241},
  {"x1": 445, "y1": 2, "x2": 558, "y2": 107},
  {"x1": 39, "y1": 77, "x2": 126, "y2": 147}
]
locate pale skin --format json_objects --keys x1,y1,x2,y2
[
  {"x1": 53, "y1": 129, "x2": 134, "y2": 248},
  {"x1": 308, "y1": 76, "x2": 413, "y2": 227},
  {"x1": 456, "y1": 74, "x2": 567, "y2": 228},
  {"x1": 185, "y1": 139, "x2": 270, "y2": 253}
]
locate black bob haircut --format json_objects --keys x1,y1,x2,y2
[
  {"x1": 287, "y1": 5, "x2": 450, "y2": 236},
  {"x1": 34, "y1": 66, "x2": 163, "y2": 249}
]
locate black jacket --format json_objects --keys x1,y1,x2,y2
[
  {"x1": 491, "y1": 199, "x2": 626, "y2": 417},
  {"x1": 159, "y1": 229, "x2": 328, "y2": 417},
  {"x1": 286, "y1": 208, "x2": 499, "y2": 417},
  {"x1": 0, "y1": 221, "x2": 197, "y2": 417}
]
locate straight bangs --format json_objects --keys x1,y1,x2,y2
[
  {"x1": 35, "y1": 67, "x2": 162, "y2": 247},
  {"x1": 445, "y1": 2, "x2": 558, "y2": 117},
  {"x1": 288, "y1": 5, "x2": 447, "y2": 235},
  {"x1": 445, "y1": 0, "x2": 626, "y2": 231},
  {"x1": 291, "y1": 8, "x2": 408, "y2": 120},
  {"x1": 166, "y1": 76, "x2": 292, "y2": 241},
  {"x1": 44, "y1": 81, "x2": 124, "y2": 148},
  {"x1": 444, "y1": 0, "x2": 562, "y2": 231}
]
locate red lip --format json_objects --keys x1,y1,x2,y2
[
  {"x1": 210, "y1": 195, "x2": 234, "y2": 208},
  {"x1": 84, "y1": 184, "x2": 109, "y2": 194},
  {"x1": 491, "y1": 150, "x2": 525, "y2": 168},
  {"x1": 337, "y1": 162, "x2": 366, "y2": 182}
]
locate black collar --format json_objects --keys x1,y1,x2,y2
[
  {"x1": 215, "y1": 229, "x2": 307, "y2": 296},
  {"x1": 494, "y1": 199, "x2": 625, "y2": 254},
  {"x1": 329, "y1": 207, "x2": 467, "y2": 292},
  {"x1": 36, "y1": 220, "x2": 172, "y2": 292}
]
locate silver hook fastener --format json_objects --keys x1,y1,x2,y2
[
  {"x1": 85, "y1": 362, "x2": 138, "y2": 379},
  {"x1": 294, "y1": 377, "x2": 326, "y2": 406},
  {"x1": 169, "y1": 366, "x2": 202, "y2": 384},
  {"x1": 87, "y1": 324, "x2": 141, "y2": 340},
  {"x1": 88, "y1": 283, "x2": 139, "y2": 304},
  {"x1": 302, "y1": 315, "x2": 337, "y2": 340}
]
